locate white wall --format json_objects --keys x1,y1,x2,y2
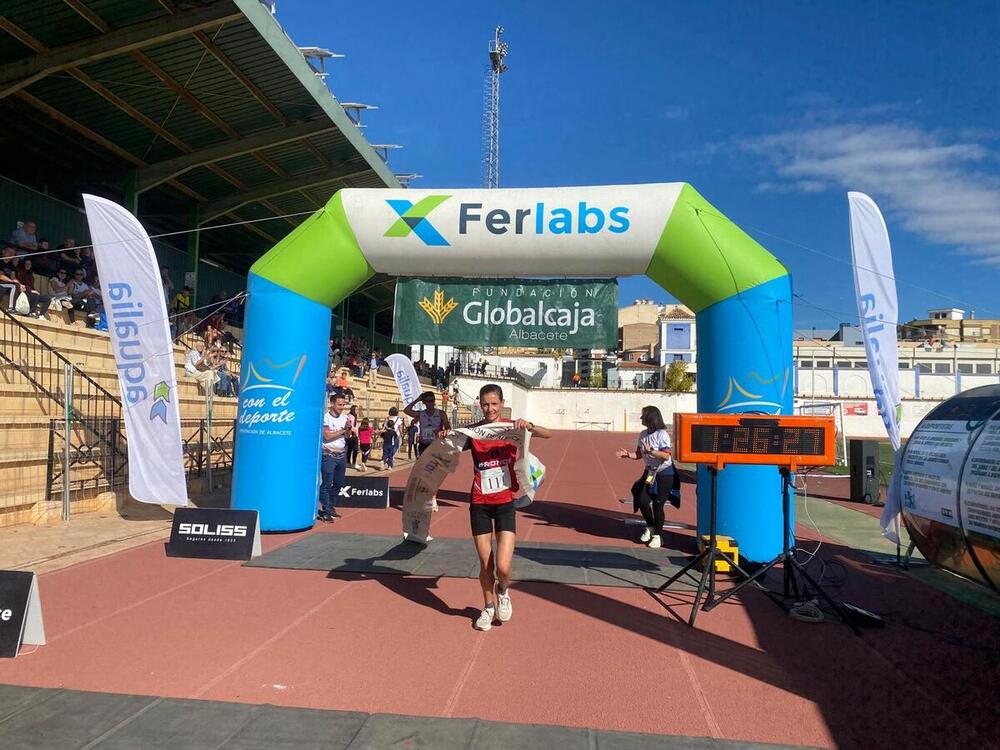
[
  {"x1": 796, "y1": 368, "x2": 1000, "y2": 400},
  {"x1": 456, "y1": 375, "x2": 981, "y2": 440},
  {"x1": 456, "y1": 375, "x2": 696, "y2": 431}
]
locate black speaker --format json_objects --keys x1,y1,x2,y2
[{"x1": 849, "y1": 439, "x2": 879, "y2": 503}]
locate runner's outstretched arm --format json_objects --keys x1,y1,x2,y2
[{"x1": 515, "y1": 418, "x2": 551, "y2": 439}]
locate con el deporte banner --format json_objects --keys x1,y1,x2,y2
[{"x1": 392, "y1": 278, "x2": 617, "y2": 348}]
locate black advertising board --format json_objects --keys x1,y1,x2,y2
[
  {"x1": 0, "y1": 570, "x2": 45, "y2": 658},
  {"x1": 166, "y1": 508, "x2": 261, "y2": 561},
  {"x1": 336, "y1": 476, "x2": 391, "y2": 509}
]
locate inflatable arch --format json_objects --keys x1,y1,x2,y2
[{"x1": 233, "y1": 184, "x2": 793, "y2": 561}]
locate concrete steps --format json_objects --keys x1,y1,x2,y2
[{"x1": 0, "y1": 313, "x2": 473, "y2": 528}]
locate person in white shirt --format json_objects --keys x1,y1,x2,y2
[
  {"x1": 319, "y1": 393, "x2": 351, "y2": 522},
  {"x1": 184, "y1": 341, "x2": 219, "y2": 396},
  {"x1": 616, "y1": 405, "x2": 677, "y2": 549}
]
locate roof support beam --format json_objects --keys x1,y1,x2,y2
[
  {"x1": 0, "y1": 3, "x2": 243, "y2": 98},
  {"x1": 15, "y1": 90, "x2": 144, "y2": 166},
  {"x1": 135, "y1": 119, "x2": 335, "y2": 192},
  {"x1": 200, "y1": 167, "x2": 369, "y2": 222}
]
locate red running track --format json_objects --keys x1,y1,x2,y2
[{"x1": 0, "y1": 431, "x2": 996, "y2": 749}]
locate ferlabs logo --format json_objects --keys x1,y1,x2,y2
[
  {"x1": 384, "y1": 195, "x2": 451, "y2": 246},
  {"x1": 419, "y1": 289, "x2": 458, "y2": 325}
]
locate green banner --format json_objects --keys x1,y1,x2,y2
[{"x1": 393, "y1": 278, "x2": 618, "y2": 347}]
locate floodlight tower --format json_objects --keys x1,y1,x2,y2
[{"x1": 481, "y1": 26, "x2": 509, "y2": 189}]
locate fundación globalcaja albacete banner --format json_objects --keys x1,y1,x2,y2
[{"x1": 392, "y1": 277, "x2": 617, "y2": 348}]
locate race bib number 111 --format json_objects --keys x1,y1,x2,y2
[{"x1": 480, "y1": 466, "x2": 512, "y2": 495}]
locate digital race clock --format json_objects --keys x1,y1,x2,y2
[{"x1": 674, "y1": 413, "x2": 838, "y2": 471}]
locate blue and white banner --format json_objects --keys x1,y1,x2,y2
[
  {"x1": 848, "y1": 191, "x2": 902, "y2": 541},
  {"x1": 386, "y1": 353, "x2": 421, "y2": 405},
  {"x1": 83, "y1": 195, "x2": 188, "y2": 506}
]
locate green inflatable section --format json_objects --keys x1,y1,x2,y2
[
  {"x1": 646, "y1": 184, "x2": 788, "y2": 312},
  {"x1": 250, "y1": 191, "x2": 373, "y2": 308}
]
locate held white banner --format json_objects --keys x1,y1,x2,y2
[
  {"x1": 386, "y1": 353, "x2": 421, "y2": 405},
  {"x1": 83, "y1": 195, "x2": 188, "y2": 506},
  {"x1": 401, "y1": 423, "x2": 545, "y2": 543},
  {"x1": 340, "y1": 184, "x2": 683, "y2": 277},
  {"x1": 848, "y1": 192, "x2": 902, "y2": 541}
]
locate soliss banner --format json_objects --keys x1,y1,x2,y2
[{"x1": 392, "y1": 277, "x2": 617, "y2": 348}]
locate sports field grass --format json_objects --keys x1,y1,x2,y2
[{"x1": 819, "y1": 440, "x2": 898, "y2": 479}]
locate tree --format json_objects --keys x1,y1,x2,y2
[{"x1": 665, "y1": 361, "x2": 694, "y2": 391}]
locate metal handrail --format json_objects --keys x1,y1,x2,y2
[
  {"x1": 0, "y1": 309, "x2": 122, "y2": 408},
  {"x1": 1, "y1": 310, "x2": 127, "y2": 498}
]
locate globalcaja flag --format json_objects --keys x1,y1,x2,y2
[
  {"x1": 848, "y1": 191, "x2": 901, "y2": 541},
  {"x1": 83, "y1": 195, "x2": 188, "y2": 506},
  {"x1": 393, "y1": 277, "x2": 617, "y2": 348}
]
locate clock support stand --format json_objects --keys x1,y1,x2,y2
[
  {"x1": 655, "y1": 465, "x2": 853, "y2": 632},
  {"x1": 653, "y1": 466, "x2": 760, "y2": 627}
]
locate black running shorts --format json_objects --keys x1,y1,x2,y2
[{"x1": 469, "y1": 500, "x2": 516, "y2": 536}]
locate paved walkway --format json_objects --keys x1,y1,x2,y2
[
  {"x1": 0, "y1": 685, "x2": 814, "y2": 750},
  {"x1": 0, "y1": 459, "x2": 412, "y2": 576},
  {"x1": 1, "y1": 432, "x2": 997, "y2": 749}
]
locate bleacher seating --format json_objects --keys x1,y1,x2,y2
[{"x1": 0, "y1": 314, "x2": 472, "y2": 528}]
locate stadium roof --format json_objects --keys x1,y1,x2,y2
[{"x1": 0, "y1": 0, "x2": 401, "y2": 286}]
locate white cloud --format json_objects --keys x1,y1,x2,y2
[{"x1": 741, "y1": 123, "x2": 1000, "y2": 263}]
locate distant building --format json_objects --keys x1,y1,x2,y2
[
  {"x1": 902, "y1": 308, "x2": 1000, "y2": 344},
  {"x1": 608, "y1": 360, "x2": 660, "y2": 389},
  {"x1": 617, "y1": 300, "x2": 661, "y2": 327},
  {"x1": 658, "y1": 304, "x2": 696, "y2": 367}
]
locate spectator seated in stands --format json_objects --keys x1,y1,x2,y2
[
  {"x1": 66, "y1": 267, "x2": 102, "y2": 326},
  {"x1": 330, "y1": 368, "x2": 355, "y2": 402},
  {"x1": 0, "y1": 246, "x2": 20, "y2": 309},
  {"x1": 213, "y1": 350, "x2": 237, "y2": 397},
  {"x1": 1, "y1": 247, "x2": 50, "y2": 317},
  {"x1": 9, "y1": 220, "x2": 38, "y2": 255},
  {"x1": 47, "y1": 267, "x2": 73, "y2": 310},
  {"x1": 201, "y1": 311, "x2": 237, "y2": 351},
  {"x1": 14, "y1": 259, "x2": 51, "y2": 319},
  {"x1": 210, "y1": 289, "x2": 241, "y2": 325},
  {"x1": 58, "y1": 240, "x2": 83, "y2": 275},
  {"x1": 185, "y1": 340, "x2": 221, "y2": 396},
  {"x1": 78, "y1": 246, "x2": 96, "y2": 280}
]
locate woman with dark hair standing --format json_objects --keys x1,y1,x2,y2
[{"x1": 616, "y1": 405, "x2": 677, "y2": 549}]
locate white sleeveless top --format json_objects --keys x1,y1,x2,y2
[{"x1": 418, "y1": 408, "x2": 444, "y2": 443}]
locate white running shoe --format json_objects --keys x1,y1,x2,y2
[
  {"x1": 647, "y1": 535, "x2": 662, "y2": 549},
  {"x1": 432, "y1": 497, "x2": 439, "y2": 512},
  {"x1": 639, "y1": 526, "x2": 653, "y2": 543},
  {"x1": 475, "y1": 606, "x2": 496, "y2": 631},
  {"x1": 496, "y1": 591, "x2": 512, "y2": 622}
]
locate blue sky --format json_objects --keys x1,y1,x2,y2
[{"x1": 276, "y1": 0, "x2": 1000, "y2": 328}]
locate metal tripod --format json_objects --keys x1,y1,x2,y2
[
  {"x1": 653, "y1": 467, "x2": 758, "y2": 627},
  {"x1": 704, "y1": 468, "x2": 848, "y2": 625}
]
